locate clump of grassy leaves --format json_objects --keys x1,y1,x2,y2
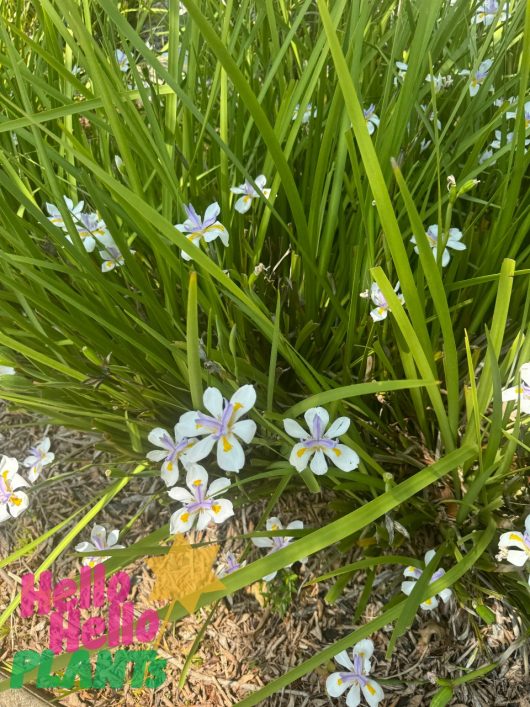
[{"x1": 0, "y1": 0, "x2": 529, "y2": 703}]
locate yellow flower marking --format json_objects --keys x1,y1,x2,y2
[
  {"x1": 271, "y1": 524, "x2": 279, "y2": 531},
  {"x1": 509, "y1": 533, "x2": 530, "y2": 553},
  {"x1": 192, "y1": 479, "x2": 202, "y2": 486},
  {"x1": 332, "y1": 447, "x2": 341, "y2": 456},
  {"x1": 337, "y1": 678, "x2": 343, "y2": 685},
  {"x1": 10, "y1": 495, "x2": 22, "y2": 506},
  {"x1": 212, "y1": 503, "x2": 221, "y2": 514},
  {"x1": 228, "y1": 402, "x2": 243, "y2": 426},
  {"x1": 296, "y1": 447, "x2": 307, "y2": 457},
  {"x1": 366, "y1": 683, "x2": 376, "y2": 696},
  {"x1": 222, "y1": 436, "x2": 233, "y2": 452},
  {"x1": 180, "y1": 512, "x2": 190, "y2": 523},
  {"x1": 166, "y1": 462, "x2": 173, "y2": 471}
]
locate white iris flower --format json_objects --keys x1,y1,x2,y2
[
  {"x1": 283, "y1": 407, "x2": 359, "y2": 475},
  {"x1": 75, "y1": 524, "x2": 124, "y2": 567},
  {"x1": 178, "y1": 385, "x2": 257, "y2": 472},
  {"x1": 326, "y1": 639, "x2": 384, "y2": 707},
  {"x1": 0, "y1": 456, "x2": 29, "y2": 523},
  {"x1": 251, "y1": 517, "x2": 307, "y2": 582},
  {"x1": 168, "y1": 465, "x2": 233, "y2": 533},
  {"x1": 23, "y1": 437, "x2": 55, "y2": 483},
  {"x1": 401, "y1": 549, "x2": 452, "y2": 611},
  {"x1": 230, "y1": 175, "x2": 271, "y2": 213}
]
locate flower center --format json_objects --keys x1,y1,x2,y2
[{"x1": 194, "y1": 402, "x2": 243, "y2": 439}]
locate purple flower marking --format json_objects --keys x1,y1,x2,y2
[
  {"x1": 186, "y1": 480, "x2": 216, "y2": 513},
  {"x1": 183, "y1": 204, "x2": 219, "y2": 232},
  {"x1": 226, "y1": 553, "x2": 241, "y2": 573},
  {"x1": 0, "y1": 475, "x2": 12, "y2": 504},
  {"x1": 339, "y1": 655, "x2": 369, "y2": 689},
  {"x1": 195, "y1": 401, "x2": 236, "y2": 439},
  {"x1": 183, "y1": 204, "x2": 203, "y2": 232},
  {"x1": 302, "y1": 413, "x2": 337, "y2": 450},
  {"x1": 160, "y1": 433, "x2": 190, "y2": 462},
  {"x1": 92, "y1": 534, "x2": 105, "y2": 550}
]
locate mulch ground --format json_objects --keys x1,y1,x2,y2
[{"x1": 1, "y1": 403, "x2": 529, "y2": 706}]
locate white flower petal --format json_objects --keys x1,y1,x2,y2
[
  {"x1": 0, "y1": 456, "x2": 19, "y2": 476},
  {"x1": 10, "y1": 473, "x2": 29, "y2": 490},
  {"x1": 232, "y1": 419, "x2": 257, "y2": 444},
  {"x1": 325, "y1": 417, "x2": 351, "y2": 438},
  {"x1": 324, "y1": 444, "x2": 359, "y2": 472},
  {"x1": 361, "y1": 679, "x2": 384, "y2": 707},
  {"x1": 346, "y1": 683, "x2": 362, "y2": 707},
  {"x1": 203, "y1": 202, "x2": 221, "y2": 223},
  {"x1": 39, "y1": 437, "x2": 51, "y2": 453},
  {"x1": 230, "y1": 385, "x2": 257, "y2": 419},
  {"x1": 167, "y1": 485, "x2": 195, "y2": 504},
  {"x1": 266, "y1": 517, "x2": 283, "y2": 531},
  {"x1": 177, "y1": 410, "x2": 205, "y2": 438},
  {"x1": 286, "y1": 520, "x2": 304, "y2": 531},
  {"x1": 203, "y1": 387, "x2": 224, "y2": 418},
  {"x1": 210, "y1": 498, "x2": 233, "y2": 524},
  {"x1": 146, "y1": 449, "x2": 167, "y2": 462},
  {"x1": 289, "y1": 443, "x2": 313, "y2": 472},
  {"x1": 304, "y1": 407, "x2": 329, "y2": 434},
  {"x1": 196, "y1": 509, "x2": 213, "y2": 531},
  {"x1": 326, "y1": 672, "x2": 351, "y2": 698},
  {"x1": 251, "y1": 536, "x2": 274, "y2": 548},
  {"x1": 333, "y1": 650, "x2": 355, "y2": 671},
  {"x1": 424, "y1": 549, "x2": 436, "y2": 565},
  {"x1": 501, "y1": 386, "x2": 521, "y2": 402},
  {"x1": 283, "y1": 418, "x2": 308, "y2": 439},
  {"x1": 75, "y1": 541, "x2": 95, "y2": 553},
  {"x1": 107, "y1": 530, "x2": 120, "y2": 547},
  {"x1": 352, "y1": 638, "x2": 374, "y2": 662},
  {"x1": 235, "y1": 195, "x2": 253, "y2": 213},
  {"x1": 498, "y1": 531, "x2": 525, "y2": 550},
  {"x1": 169, "y1": 507, "x2": 194, "y2": 534},
  {"x1": 505, "y1": 549, "x2": 529, "y2": 567},
  {"x1": 310, "y1": 449, "x2": 329, "y2": 475},
  {"x1": 184, "y1": 434, "x2": 216, "y2": 462},
  {"x1": 401, "y1": 580, "x2": 416, "y2": 596},
  {"x1": 161, "y1": 460, "x2": 180, "y2": 487},
  {"x1": 420, "y1": 595, "x2": 439, "y2": 610},
  {"x1": 148, "y1": 427, "x2": 172, "y2": 448},
  {"x1": 90, "y1": 525, "x2": 107, "y2": 548},
  {"x1": 7, "y1": 491, "x2": 29, "y2": 517},
  {"x1": 208, "y1": 477, "x2": 231, "y2": 497},
  {"x1": 216, "y1": 434, "x2": 245, "y2": 472},
  {"x1": 185, "y1": 464, "x2": 209, "y2": 491},
  {"x1": 437, "y1": 587, "x2": 452, "y2": 603}
]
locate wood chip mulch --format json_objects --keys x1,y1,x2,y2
[{"x1": 1, "y1": 404, "x2": 529, "y2": 706}]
